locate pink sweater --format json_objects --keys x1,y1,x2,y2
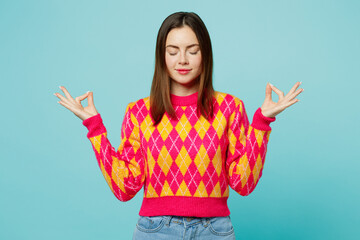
[{"x1": 82, "y1": 91, "x2": 275, "y2": 217}]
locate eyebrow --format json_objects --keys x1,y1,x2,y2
[{"x1": 166, "y1": 44, "x2": 200, "y2": 49}]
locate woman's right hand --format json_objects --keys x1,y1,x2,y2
[{"x1": 54, "y1": 86, "x2": 99, "y2": 121}]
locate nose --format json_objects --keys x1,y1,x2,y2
[{"x1": 179, "y1": 51, "x2": 188, "y2": 65}]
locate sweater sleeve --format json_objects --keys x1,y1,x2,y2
[
  {"x1": 82, "y1": 102, "x2": 145, "y2": 201},
  {"x1": 226, "y1": 98, "x2": 275, "y2": 196}
]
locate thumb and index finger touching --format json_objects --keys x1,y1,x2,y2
[
  {"x1": 75, "y1": 91, "x2": 95, "y2": 106},
  {"x1": 265, "y1": 82, "x2": 303, "y2": 107},
  {"x1": 75, "y1": 91, "x2": 90, "y2": 104},
  {"x1": 268, "y1": 83, "x2": 285, "y2": 99},
  {"x1": 55, "y1": 86, "x2": 95, "y2": 109}
]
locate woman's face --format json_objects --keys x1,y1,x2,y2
[{"x1": 165, "y1": 25, "x2": 202, "y2": 96}]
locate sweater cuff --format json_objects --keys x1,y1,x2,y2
[
  {"x1": 82, "y1": 114, "x2": 107, "y2": 138},
  {"x1": 251, "y1": 108, "x2": 276, "y2": 131}
]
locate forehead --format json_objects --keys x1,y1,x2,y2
[{"x1": 165, "y1": 26, "x2": 199, "y2": 46}]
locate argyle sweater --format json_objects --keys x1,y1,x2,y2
[{"x1": 82, "y1": 91, "x2": 275, "y2": 217}]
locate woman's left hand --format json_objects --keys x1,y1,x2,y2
[{"x1": 260, "y1": 82, "x2": 303, "y2": 118}]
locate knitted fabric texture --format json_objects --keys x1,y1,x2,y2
[{"x1": 82, "y1": 91, "x2": 275, "y2": 217}]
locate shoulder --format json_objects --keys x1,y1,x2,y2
[
  {"x1": 213, "y1": 91, "x2": 244, "y2": 109},
  {"x1": 123, "y1": 96, "x2": 150, "y2": 124},
  {"x1": 125, "y1": 96, "x2": 150, "y2": 111}
]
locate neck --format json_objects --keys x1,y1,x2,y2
[
  {"x1": 170, "y1": 78, "x2": 199, "y2": 96},
  {"x1": 170, "y1": 91, "x2": 198, "y2": 106}
]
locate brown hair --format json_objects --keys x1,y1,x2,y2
[{"x1": 150, "y1": 12, "x2": 214, "y2": 126}]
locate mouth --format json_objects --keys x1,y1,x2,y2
[{"x1": 176, "y1": 69, "x2": 191, "y2": 75}]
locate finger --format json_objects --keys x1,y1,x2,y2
[
  {"x1": 265, "y1": 83, "x2": 272, "y2": 100},
  {"x1": 288, "y1": 88, "x2": 303, "y2": 101},
  {"x1": 54, "y1": 92, "x2": 73, "y2": 105},
  {"x1": 284, "y1": 98, "x2": 300, "y2": 108},
  {"x1": 57, "y1": 100, "x2": 79, "y2": 114},
  {"x1": 75, "y1": 91, "x2": 90, "y2": 104},
  {"x1": 285, "y1": 82, "x2": 302, "y2": 98},
  {"x1": 59, "y1": 86, "x2": 76, "y2": 103},
  {"x1": 87, "y1": 91, "x2": 95, "y2": 107},
  {"x1": 269, "y1": 84, "x2": 284, "y2": 99}
]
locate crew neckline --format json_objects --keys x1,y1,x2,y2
[{"x1": 170, "y1": 92, "x2": 198, "y2": 106}]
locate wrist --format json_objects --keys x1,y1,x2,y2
[
  {"x1": 251, "y1": 108, "x2": 276, "y2": 131},
  {"x1": 260, "y1": 108, "x2": 275, "y2": 118}
]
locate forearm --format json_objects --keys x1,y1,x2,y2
[
  {"x1": 227, "y1": 105, "x2": 275, "y2": 196},
  {"x1": 228, "y1": 126, "x2": 271, "y2": 196},
  {"x1": 83, "y1": 114, "x2": 145, "y2": 201}
]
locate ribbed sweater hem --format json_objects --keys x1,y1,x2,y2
[
  {"x1": 251, "y1": 108, "x2": 276, "y2": 131},
  {"x1": 82, "y1": 114, "x2": 106, "y2": 138},
  {"x1": 139, "y1": 196, "x2": 230, "y2": 217}
]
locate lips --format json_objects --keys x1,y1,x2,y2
[{"x1": 176, "y1": 69, "x2": 191, "y2": 75}]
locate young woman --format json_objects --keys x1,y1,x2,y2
[{"x1": 54, "y1": 12, "x2": 303, "y2": 240}]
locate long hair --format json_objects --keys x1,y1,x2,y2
[{"x1": 150, "y1": 12, "x2": 214, "y2": 126}]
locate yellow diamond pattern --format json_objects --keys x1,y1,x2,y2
[
  {"x1": 175, "y1": 114, "x2": 192, "y2": 142},
  {"x1": 175, "y1": 146, "x2": 192, "y2": 176},
  {"x1": 157, "y1": 146, "x2": 173, "y2": 176},
  {"x1": 194, "y1": 181, "x2": 208, "y2": 197},
  {"x1": 194, "y1": 145, "x2": 210, "y2": 177},
  {"x1": 175, "y1": 180, "x2": 191, "y2": 196},
  {"x1": 90, "y1": 134, "x2": 105, "y2": 153},
  {"x1": 253, "y1": 128, "x2": 264, "y2": 148},
  {"x1": 160, "y1": 180, "x2": 174, "y2": 196},
  {"x1": 253, "y1": 154, "x2": 263, "y2": 184},
  {"x1": 238, "y1": 155, "x2": 251, "y2": 188},
  {"x1": 212, "y1": 147, "x2": 222, "y2": 177},
  {"x1": 194, "y1": 116, "x2": 211, "y2": 139},
  {"x1": 146, "y1": 182, "x2": 158, "y2": 198},
  {"x1": 212, "y1": 110, "x2": 227, "y2": 139},
  {"x1": 141, "y1": 114, "x2": 154, "y2": 142},
  {"x1": 210, "y1": 182, "x2": 221, "y2": 197},
  {"x1": 147, "y1": 148, "x2": 155, "y2": 178},
  {"x1": 130, "y1": 113, "x2": 139, "y2": 136},
  {"x1": 111, "y1": 157, "x2": 126, "y2": 193},
  {"x1": 228, "y1": 131, "x2": 237, "y2": 155},
  {"x1": 157, "y1": 114, "x2": 173, "y2": 141},
  {"x1": 215, "y1": 92, "x2": 225, "y2": 106}
]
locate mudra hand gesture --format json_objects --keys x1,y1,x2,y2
[
  {"x1": 261, "y1": 82, "x2": 304, "y2": 118},
  {"x1": 54, "y1": 86, "x2": 98, "y2": 121}
]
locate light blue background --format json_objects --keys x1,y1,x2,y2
[{"x1": 1, "y1": 0, "x2": 359, "y2": 239}]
